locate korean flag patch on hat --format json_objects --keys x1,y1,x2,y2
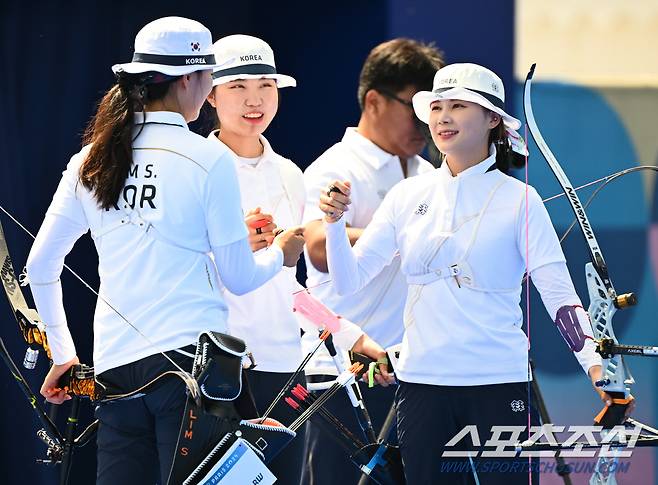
[{"x1": 112, "y1": 16, "x2": 220, "y2": 77}]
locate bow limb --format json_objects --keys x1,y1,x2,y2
[
  {"x1": 523, "y1": 64, "x2": 641, "y2": 485},
  {"x1": 524, "y1": 64, "x2": 615, "y2": 295},
  {"x1": 523, "y1": 63, "x2": 636, "y2": 396},
  {"x1": 0, "y1": 217, "x2": 51, "y2": 363}
]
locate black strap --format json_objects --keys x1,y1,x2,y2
[
  {"x1": 433, "y1": 87, "x2": 505, "y2": 110},
  {"x1": 212, "y1": 63, "x2": 277, "y2": 79},
  {"x1": 139, "y1": 121, "x2": 185, "y2": 128},
  {"x1": 131, "y1": 52, "x2": 215, "y2": 66},
  {"x1": 95, "y1": 344, "x2": 196, "y2": 400}
]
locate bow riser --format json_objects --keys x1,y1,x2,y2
[{"x1": 586, "y1": 263, "x2": 634, "y2": 395}]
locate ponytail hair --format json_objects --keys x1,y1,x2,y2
[
  {"x1": 488, "y1": 121, "x2": 526, "y2": 174},
  {"x1": 80, "y1": 72, "x2": 178, "y2": 209}
]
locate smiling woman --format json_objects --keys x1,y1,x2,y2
[
  {"x1": 319, "y1": 63, "x2": 617, "y2": 484},
  {"x1": 209, "y1": 76, "x2": 280, "y2": 148},
  {"x1": 203, "y1": 33, "x2": 390, "y2": 484}
]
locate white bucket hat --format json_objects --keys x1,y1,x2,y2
[
  {"x1": 211, "y1": 35, "x2": 296, "y2": 88},
  {"x1": 412, "y1": 63, "x2": 521, "y2": 130},
  {"x1": 112, "y1": 17, "x2": 220, "y2": 76}
]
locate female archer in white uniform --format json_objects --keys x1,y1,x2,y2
[
  {"x1": 205, "y1": 34, "x2": 391, "y2": 483},
  {"x1": 25, "y1": 18, "x2": 305, "y2": 484},
  {"x1": 318, "y1": 63, "x2": 631, "y2": 484}
]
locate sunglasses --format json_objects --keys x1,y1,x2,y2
[{"x1": 377, "y1": 89, "x2": 414, "y2": 108}]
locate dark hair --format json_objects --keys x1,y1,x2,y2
[
  {"x1": 488, "y1": 119, "x2": 526, "y2": 174},
  {"x1": 357, "y1": 38, "x2": 445, "y2": 111},
  {"x1": 201, "y1": 101, "x2": 221, "y2": 138},
  {"x1": 79, "y1": 72, "x2": 178, "y2": 209}
]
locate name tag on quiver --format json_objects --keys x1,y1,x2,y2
[{"x1": 196, "y1": 438, "x2": 276, "y2": 485}]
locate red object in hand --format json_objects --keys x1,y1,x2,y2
[{"x1": 248, "y1": 218, "x2": 270, "y2": 230}]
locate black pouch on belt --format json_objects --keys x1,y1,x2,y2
[{"x1": 192, "y1": 331, "x2": 247, "y2": 402}]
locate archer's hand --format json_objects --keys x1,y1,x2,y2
[
  {"x1": 589, "y1": 364, "x2": 636, "y2": 417},
  {"x1": 41, "y1": 356, "x2": 79, "y2": 404},
  {"x1": 273, "y1": 226, "x2": 305, "y2": 267},
  {"x1": 319, "y1": 181, "x2": 351, "y2": 223},
  {"x1": 245, "y1": 207, "x2": 277, "y2": 252},
  {"x1": 351, "y1": 334, "x2": 394, "y2": 387}
]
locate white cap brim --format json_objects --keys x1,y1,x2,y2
[
  {"x1": 412, "y1": 86, "x2": 521, "y2": 130},
  {"x1": 111, "y1": 62, "x2": 221, "y2": 76},
  {"x1": 212, "y1": 73, "x2": 296, "y2": 88}
]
